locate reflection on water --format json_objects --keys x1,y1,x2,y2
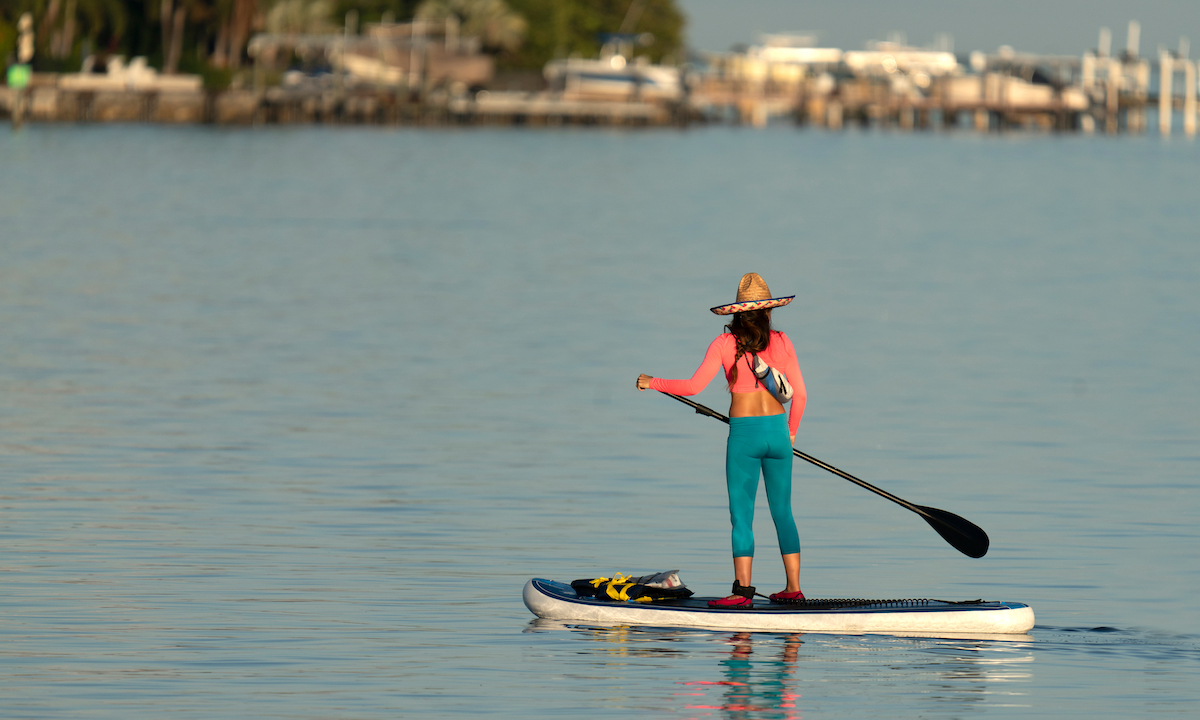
[
  {"x1": 526, "y1": 620, "x2": 1040, "y2": 718},
  {"x1": 522, "y1": 617, "x2": 1200, "y2": 717},
  {"x1": 683, "y1": 633, "x2": 803, "y2": 720}
]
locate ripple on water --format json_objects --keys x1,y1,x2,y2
[{"x1": 1, "y1": 126, "x2": 1198, "y2": 717}]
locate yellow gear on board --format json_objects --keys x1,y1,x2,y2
[
  {"x1": 590, "y1": 573, "x2": 638, "y2": 601},
  {"x1": 573, "y1": 570, "x2": 694, "y2": 603}
]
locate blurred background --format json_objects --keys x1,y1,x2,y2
[
  {"x1": 3, "y1": 0, "x2": 1199, "y2": 133},
  {"x1": 2, "y1": 2, "x2": 1199, "y2": 719}
]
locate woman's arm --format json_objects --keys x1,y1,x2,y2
[
  {"x1": 779, "y1": 333, "x2": 807, "y2": 441},
  {"x1": 638, "y1": 336, "x2": 726, "y2": 396}
]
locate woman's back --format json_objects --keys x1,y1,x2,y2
[{"x1": 722, "y1": 330, "x2": 795, "y2": 394}]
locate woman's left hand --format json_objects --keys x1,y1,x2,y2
[{"x1": 636, "y1": 374, "x2": 654, "y2": 391}]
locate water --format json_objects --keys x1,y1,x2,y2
[{"x1": 1, "y1": 125, "x2": 1197, "y2": 717}]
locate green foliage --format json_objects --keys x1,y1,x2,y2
[
  {"x1": 2, "y1": 0, "x2": 129, "y2": 69},
  {"x1": 1, "y1": 19, "x2": 14, "y2": 66},
  {"x1": 178, "y1": 52, "x2": 233, "y2": 88},
  {"x1": 1, "y1": 0, "x2": 684, "y2": 78},
  {"x1": 1, "y1": 4, "x2": 34, "y2": 69},
  {"x1": 416, "y1": 0, "x2": 527, "y2": 53},
  {"x1": 503, "y1": 0, "x2": 684, "y2": 69},
  {"x1": 330, "y1": 0, "x2": 419, "y2": 27},
  {"x1": 267, "y1": 0, "x2": 338, "y2": 34}
]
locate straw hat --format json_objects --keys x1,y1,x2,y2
[{"x1": 710, "y1": 273, "x2": 795, "y2": 315}]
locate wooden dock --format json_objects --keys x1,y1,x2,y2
[
  {"x1": 0, "y1": 85, "x2": 687, "y2": 127},
  {"x1": 3, "y1": 78, "x2": 1192, "y2": 134}
]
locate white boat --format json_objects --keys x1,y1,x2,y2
[
  {"x1": 544, "y1": 54, "x2": 682, "y2": 102},
  {"x1": 524, "y1": 578, "x2": 1035, "y2": 635}
]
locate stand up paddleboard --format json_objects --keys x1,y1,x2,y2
[{"x1": 524, "y1": 578, "x2": 1034, "y2": 635}]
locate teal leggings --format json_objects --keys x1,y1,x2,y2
[{"x1": 726, "y1": 414, "x2": 800, "y2": 558}]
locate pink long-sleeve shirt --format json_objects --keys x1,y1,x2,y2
[{"x1": 649, "y1": 331, "x2": 807, "y2": 437}]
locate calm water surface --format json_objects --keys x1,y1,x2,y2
[{"x1": 1, "y1": 125, "x2": 1198, "y2": 717}]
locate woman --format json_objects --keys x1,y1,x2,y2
[{"x1": 637, "y1": 273, "x2": 807, "y2": 607}]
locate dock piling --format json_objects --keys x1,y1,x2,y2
[
  {"x1": 1161, "y1": 49, "x2": 1174, "y2": 135},
  {"x1": 1106, "y1": 57, "x2": 1121, "y2": 134},
  {"x1": 1185, "y1": 60, "x2": 1197, "y2": 136}
]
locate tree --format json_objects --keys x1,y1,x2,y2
[
  {"x1": 75, "y1": 0, "x2": 129, "y2": 54},
  {"x1": 415, "y1": 0, "x2": 526, "y2": 54},
  {"x1": 503, "y1": 0, "x2": 683, "y2": 70},
  {"x1": 264, "y1": 0, "x2": 336, "y2": 34},
  {"x1": 205, "y1": 0, "x2": 256, "y2": 69},
  {"x1": 1, "y1": 0, "x2": 686, "y2": 79},
  {"x1": 0, "y1": 0, "x2": 128, "y2": 65}
]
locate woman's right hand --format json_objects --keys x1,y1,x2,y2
[{"x1": 636, "y1": 374, "x2": 654, "y2": 391}]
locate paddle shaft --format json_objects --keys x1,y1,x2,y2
[
  {"x1": 657, "y1": 391, "x2": 989, "y2": 558},
  {"x1": 660, "y1": 392, "x2": 933, "y2": 520}
]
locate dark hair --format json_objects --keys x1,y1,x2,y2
[{"x1": 725, "y1": 309, "x2": 773, "y2": 388}]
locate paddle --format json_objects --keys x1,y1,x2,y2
[{"x1": 658, "y1": 391, "x2": 990, "y2": 559}]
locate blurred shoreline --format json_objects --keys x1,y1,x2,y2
[{"x1": 4, "y1": 20, "x2": 1196, "y2": 135}]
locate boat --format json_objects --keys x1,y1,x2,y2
[
  {"x1": 543, "y1": 34, "x2": 683, "y2": 102},
  {"x1": 523, "y1": 578, "x2": 1035, "y2": 635},
  {"x1": 544, "y1": 54, "x2": 682, "y2": 101}
]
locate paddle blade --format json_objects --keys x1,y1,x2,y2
[{"x1": 916, "y1": 505, "x2": 990, "y2": 558}]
